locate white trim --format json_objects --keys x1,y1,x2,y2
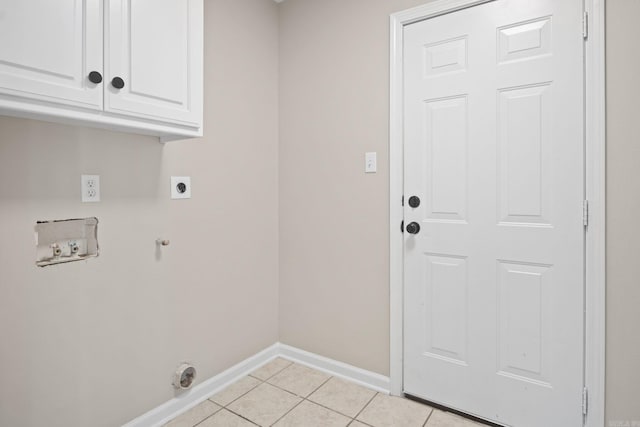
[
  {"x1": 122, "y1": 343, "x2": 391, "y2": 427},
  {"x1": 388, "y1": 1, "x2": 607, "y2": 425},
  {"x1": 122, "y1": 343, "x2": 280, "y2": 427},
  {"x1": 584, "y1": 1, "x2": 606, "y2": 426},
  {"x1": 279, "y1": 344, "x2": 391, "y2": 394},
  {"x1": 391, "y1": 0, "x2": 494, "y2": 26},
  {"x1": 388, "y1": 7, "x2": 404, "y2": 396}
]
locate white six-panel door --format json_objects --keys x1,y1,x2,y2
[{"x1": 403, "y1": 1, "x2": 585, "y2": 426}]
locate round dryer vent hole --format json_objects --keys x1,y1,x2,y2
[{"x1": 173, "y1": 363, "x2": 196, "y2": 390}]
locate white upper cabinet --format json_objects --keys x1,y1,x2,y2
[
  {"x1": 0, "y1": 0, "x2": 103, "y2": 110},
  {"x1": 0, "y1": 0, "x2": 203, "y2": 142},
  {"x1": 105, "y1": 0, "x2": 202, "y2": 128}
]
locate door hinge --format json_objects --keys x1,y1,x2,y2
[
  {"x1": 582, "y1": 387, "x2": 589, "y2": 416},
  {"x1": 402, "y1": 195, "x2": 405, "y2": 206},
  {"x1": 583, "y1": 200, "x2": 589, "y2": 227},
  {"x1": 583, "y1": 11, "x2": 589, "y2": 39}
]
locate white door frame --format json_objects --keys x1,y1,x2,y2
[{"x1": 388, "y1": 1, "x2": 606, "y2": 426}]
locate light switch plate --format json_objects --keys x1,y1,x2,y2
[
  {"x1": 365, "y1": 152, "x2": 377, "y2": 173},
  {"x1": 171, "y1": 176, "x2": 191, "y2": 199}
]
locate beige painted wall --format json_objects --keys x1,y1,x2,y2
[
  {"x1": 278, "y1": 0, "x2": 427, "y2": 376},
  {"x1": 279, "y1": 0, "x2": 640, "y2": 423},
  {"x1": 606, "y1": 0, "x2": 640, "y2": 424},
  {"x1": 0, "y1": 1, "x2": 279, "y2": 426}
]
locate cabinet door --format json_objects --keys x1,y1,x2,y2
[
  {"x1": 0, "y1": 0, "x2": 103, "y2": 110},
  {"x1": 105, "y1": 0, "x2": 203, "y2": 129}
]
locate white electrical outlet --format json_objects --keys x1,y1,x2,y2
[
  {"x1": 81, "y1": 175, "x2": 100, "y2": 203},
  {"x1": 171, "y1": 176, "x2": 191, "y2": 199}
]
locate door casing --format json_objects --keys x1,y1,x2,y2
[{"x1": 388, "y1": 1, "x2": 606, "y2": 426}]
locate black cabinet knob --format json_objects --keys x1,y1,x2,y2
[
  {"x1": 88, "y1": 71, "x2": 103, "y2": 84},
  {"x1": 408, "y1": 196, "x2": 421, "y2": 208},
  {"x1": 111, "y1": 77, "x2": 125, "y2": 89},
  {"x1": 406, "y1": 222, "x2": 420, "y2": 235}
]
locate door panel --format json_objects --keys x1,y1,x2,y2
[
  {"x1": 0, "y1": 0, "x2": 103, "y2": 109},
  {"x1": 497, "y1": 261, "x2": 551, "y2": 383},
  {"x1": 105, "y1": 0, "x2": 202, "y2": 127},
  {"x1": 403, "y1": 1, "x2": 584, "y2": 426},
  {"x1": 498, "y1": 84, "x2": 551, "y2": 225},
  {"x1": 424, "y1": 254, "x2": 468, "y2": 364},
  {"x1": 424, "y1": 96, "x2": 468, "y2": 222}
]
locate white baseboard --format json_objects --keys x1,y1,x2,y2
[
  {"x1": 122, "y1": 343, "x2": 390, "y2": 427},
  {"x1": 122, "y1": 343, "x2": 280, "y2": 427},
  {"x1": 278, "y1": 344, "x2": 390, "y2": 394}
]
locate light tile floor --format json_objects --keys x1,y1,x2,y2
[{"x1": 164, "y1": 358, "x2": 489, "y2": 427}]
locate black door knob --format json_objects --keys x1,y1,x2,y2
[
  {"x1": 111, "y1": 77, "x2": 125, "y2": 89},
  {"x1": 408, "y1": 196, "x2": 421, "y2": 208},
  {"x1": 88, "y1": 71, "x2": 103, "y2": 84},
  {"x1": 406, "y1": 222, "x2": 420, "y2": 234}
]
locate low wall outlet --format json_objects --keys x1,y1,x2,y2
[
  {"x1": 171, "y1": 176, "x2": 191, "y2": 199},
  {"x1": 81, "y1": 175, "x2": 100, "y2": 202}
]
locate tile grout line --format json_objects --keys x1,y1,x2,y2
[
  {"x1": 219, "y1": 381, "x2": 295, "y2": 426},
  {"x1": 268, "y1": 371, "x2": 382, "y2": 424},
  {"x1": 347, "y1": 415, "x2": 376, "y2": 427},
  {"x1": 350, "y1": 392, "x2": 379, "y2": 425},
  {"x1": 221, "y1": 373, "x2": 305, "y2": 426},
  {"x1": 350, "y1": 418, "x2": 376, "y2": 427},
  {"x1": 260, "y1": 380, "x2": 306, "y2": 400},
  {"x1": 261, "y1": 363, "x2": 301, "y2": 394},
  {"x1": 267, "y1": 393, "x2": 307, "y2": 426},
  {"x1": 303, "y1": 374, "x2": 333, "y2": 398},
  {"x1": 209, "y1": 376, "x2": 264, "y2": 408},
  {"x1": 213, "y1": 376, "x2": 268, "y2": 426},
  {"x1": 221, "y1": 407, "x2": 262, "y2": 427},
  {"x1": 422, "y1": 406, "x2": 435, "y2": 427},
  {"x1": 249, "y1": 358, "x2": 294, "y2": 382},
  {"x1": 303, "y1": 398, "x2": 361, "y2": 421},
  {"x1": 305, "y1": 377, "x2": 379, "y2": 420},
  {"x1": 269, "y1": 367, "x2": 380, "y2": 418},
  {"x1": 268, "y1": 372, "x2": 334, "y2": 426},
  {"x1": 163, "y1": 399, "x2": 223, "y2": 427},
  {"x1": 264, "y1": 366, "x2": 331, "y2": 397},
  {"x1": 190, "y1": 403, "x2": 225, "y2": 427},
  {"x1": 288, "y1": 376, "x2": 380, "y2": 426}
]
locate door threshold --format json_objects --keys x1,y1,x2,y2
[{"x1": 404, "y1": 394, "x2": 505, "y2": 427}]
